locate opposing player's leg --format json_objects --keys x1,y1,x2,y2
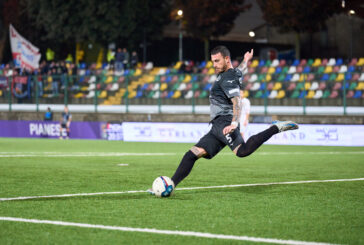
[
  {"x1": 66, "y1": 127, "x2": 70, "y2": 139},
  {"x1": 59, "y1": 126, "x2": 64, "y2": 139},
  {"x1": 233, "y1": 120, "x2": 298, "y2": 157}
]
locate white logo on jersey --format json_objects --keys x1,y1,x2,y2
[
  {"x1": 228, "y1": 88, "x2": 239, "y2": 94},
  {"x1": 226, "y1": 80, "x2": 234, "y2": 83},
  {"x1": 216, "y1": 75, "x2": 221, "y2": 81}
]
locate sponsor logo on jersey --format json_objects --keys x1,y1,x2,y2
[{"x1": 228, "y1": 88, "x2": 239, "y2": 94}]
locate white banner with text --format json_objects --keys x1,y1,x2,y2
[{"x1": 122, "y1": 122, "x2": 364, "y2": 146}]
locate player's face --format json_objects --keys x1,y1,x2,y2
[{"x1": 211, "y1": 52, "x2": 228, "y2": 74}]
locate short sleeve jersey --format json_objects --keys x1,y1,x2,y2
[
  {"x1": 61, "y1": 112, "x2": 72, "y2": 125},
  {"x1": 209, "y1": 68, "x2": 242, "y2": 120}
]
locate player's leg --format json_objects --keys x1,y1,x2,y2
[
  {"x1": 171, "y1": 146, "x2": 206, "y2": 187},
  {"x1": 59, "y1": 125, "x2": 64, "y2": 139},
  {"x1": 234, "y1": 120, "x2": 298, "y2": 157},
  {"x1": 66, "y1": 126, "x2": 70, "y2": 139},
  {"x1": 147, "y1": 146, "x2": 207, "y2": 194},
  {"x1": 171, "y1": 129, "x2": 225, "y2": 187}
]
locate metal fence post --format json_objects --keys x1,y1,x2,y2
[
  {"x1": 303, "y1": 74, "x2": 306, "y2": 115},
  {"x1": 64, "y1": 75, "x2": 68, "y2": 106},
  {"x1": 125, "y1": 76, "x2": 129, "y2": 113},
  {"x1": 35, "y1": 75, "x2": 39, "y2": 112},
  {"x1": 264, "y1": 78, "x2": 268, "y2": 115},
  {"x1": 94, "y1": 75, "x2": 98, "y2": 113},
  {"x1": 192, "y1": 74, "x2": 196, "y2": 114},
  {"x1": 8, "y1": 76, "x2": 12, "y2": 112},
  {"x1": 343, "y1": 75, "x2": 347, "y2": 115},
  {"x1": 158, "y1": 75, "x2": 162, "y2": 114}
]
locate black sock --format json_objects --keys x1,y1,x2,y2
[
  {"x1": 237, "y1": 126, "x2": 278, "y2": 157},
  {"x1": 172, "y1": 150, "x2": 198, "y2": 187}
]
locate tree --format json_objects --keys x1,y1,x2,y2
[
  {"x1": 23, "y1": 0, "x2": 171, "y2": 59},
  {"x1": 0, "y1": 0, "x2": 30, "y2": 63},
  {"x1": 258, "y1": 0, "x2": 342, "y2": 59},
  {"x1": 174, "y1": 0, "x2": 251, "y2": 61}
]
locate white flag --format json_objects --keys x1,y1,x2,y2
[{"x1": 9, "y1": 24, "x2": 41, "y2": 70}]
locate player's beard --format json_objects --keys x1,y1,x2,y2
[{"x1": 215, "y1": 62, "x2": 228, "y2": 74}]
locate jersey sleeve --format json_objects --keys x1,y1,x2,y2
[{"x1": 220, "y1": 71, "x2": 240, "y2": 99}]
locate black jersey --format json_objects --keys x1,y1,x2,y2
[
  {"x1": 61, "y1": 112, "x2": 72, "y2": 125},
  {"x1": 209, "y1": 68, "x2": 242, "y2": 120}
]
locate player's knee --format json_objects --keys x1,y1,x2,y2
[
  {"x1": 190, "y1": 146, "x2": 207, "y2": 158},
  {"x1": 235, "y1": 145, "x2": 253, "y2": 158}
]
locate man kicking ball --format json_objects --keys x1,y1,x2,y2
[{"x1": 148, "y1": 46, "x2": 298, "y2": 195}]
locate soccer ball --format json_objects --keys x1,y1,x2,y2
[{"x1": 152, "y1": 176, "x2": 175, "y2": 197}]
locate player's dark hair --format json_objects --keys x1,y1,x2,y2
[{"x1": 211, "y1": 46, "x2": 230, "y2": 58}]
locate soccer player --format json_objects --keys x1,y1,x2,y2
[
  {"x1": 59, "y1": 106, "x2": 72, "y2": 139},
  {"x1": 148, "y1": 46, "x2": 298, "y2": 194}
]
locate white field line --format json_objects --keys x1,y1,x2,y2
[
  {"x1": 1, "y1": 178, "x2": 363, "y2": 202},
  {"x1": 0, "y1": 217, "x2": 339, "y2": 245},
  {"x1": 0, "y1": 151, "x2": 364, "y2": 157},
  {"x1": 0, "y1": 153, "x2": 175, "y2": 157}
]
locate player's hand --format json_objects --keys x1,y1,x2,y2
[
  {"x1": 223, "y1": 124, "x2": 237, "y2": 135},
  {"x1": 244, "y1": 49, "x2": 254, "y2": 62}
]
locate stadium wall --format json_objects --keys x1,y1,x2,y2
[
  {"x1": 0, "y1": 111, "x2": 363, "y2": 125},
  {"x1": 1, "y1": 120, "x2": 363, "y2": 146}
]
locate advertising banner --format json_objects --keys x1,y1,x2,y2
[
  {"x1": 122, "y1": 122, "x2": 211, "y2": 143},
  {"x1": 0, "y1": 121, "x2": 104, "y2": 139},
  {"x1": 9, "y1": 24, "x2": 41, "y2": 70},
  {"x1": 1, "y1": 120, "x2": 363, "y2": 146},
  {"x1": 122, "y1": 122, "x2": 364, "y2": 146}
]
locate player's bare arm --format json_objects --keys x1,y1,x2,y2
[
  {"x1": 223, "y1": 96, "x2": 242, "y2": 135},
  {"x1": 237, "y1": 49, "x2": 253, "y2": 74}
]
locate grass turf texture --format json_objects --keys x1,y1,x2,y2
[{"x1": 0, "y1": 137, "x2": 363, "y2": 245}]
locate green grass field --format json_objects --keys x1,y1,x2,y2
[{"x1": 0, "y1": 138, "x2": 363, "y2": 245}]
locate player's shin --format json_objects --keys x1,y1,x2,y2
[
  {"x1": 236, "y1": 126, "x2": 278, "y2": 157},
  {"x1": 171, "y1": 150, "x2": 198, "y2": 186}
]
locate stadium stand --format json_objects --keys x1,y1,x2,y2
[{"x1": 1, "y1": 57, "x2": 364, "y2": 107}]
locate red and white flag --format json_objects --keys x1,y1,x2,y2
[{"x1": 9, "y1": 24, "x2": 41, "y2": 70}]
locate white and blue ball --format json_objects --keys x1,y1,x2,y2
[{"x1": 152, "y1": 176, "x2": 175, "y2": 197}]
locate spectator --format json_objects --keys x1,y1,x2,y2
[
  {"x1": 50, "y1": 68, "x2": 59, "y2": 96},
  {"x1": 46, "y1": 48, "x2": 55, "y2": 63},
  {"x1": 107, "y1": 48, "x2": 115, "y2": 66},
  {"x1": 115, "y1": 48, "x2": 125, "y2": 72},
  {"x1": 123, "y1": 48, "x2": 129, "y2": 69},
  {"x1": 44, "y1": 107, "x2": 53, "y2": 121},
  {"x1": 33, "y1": 68, "x2": 43, "y2": 97},
  {"x1": 130, "y1": 51, "x2": 138, "y2": 69}
]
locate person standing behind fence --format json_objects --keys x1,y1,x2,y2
[
  {"x1": 59, "y1": 106, "x2": 72, "y2": 139},
  {"x1": 130, "y1": 51, "x2": 138, "y2": 69},
  {"x1": 123, "y1": 48, "x2": 129, "y2": 69},
  {"x1": 44, "y1": 107, "x2": 53, "y2": 121},
  {"x1": 239, "y1": 90, "x2": 251, "y2": 139},
  {"x1": 115, "y1": 48, "x2": 124, "y2": 72}
]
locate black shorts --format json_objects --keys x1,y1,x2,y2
[
  {"x1": 61, "y1": 123, "x2": 68, "y2": 129},
  {"x1": 195, "y1": 115, "x2": 244, "y2": 159}
]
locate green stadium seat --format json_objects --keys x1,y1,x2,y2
[
  {"x1": 322, "y1": 90, "x2": 331, "y2": 98},
  {"x1": 290, "y1": 90, "x2": 300, "y2": 98}
]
